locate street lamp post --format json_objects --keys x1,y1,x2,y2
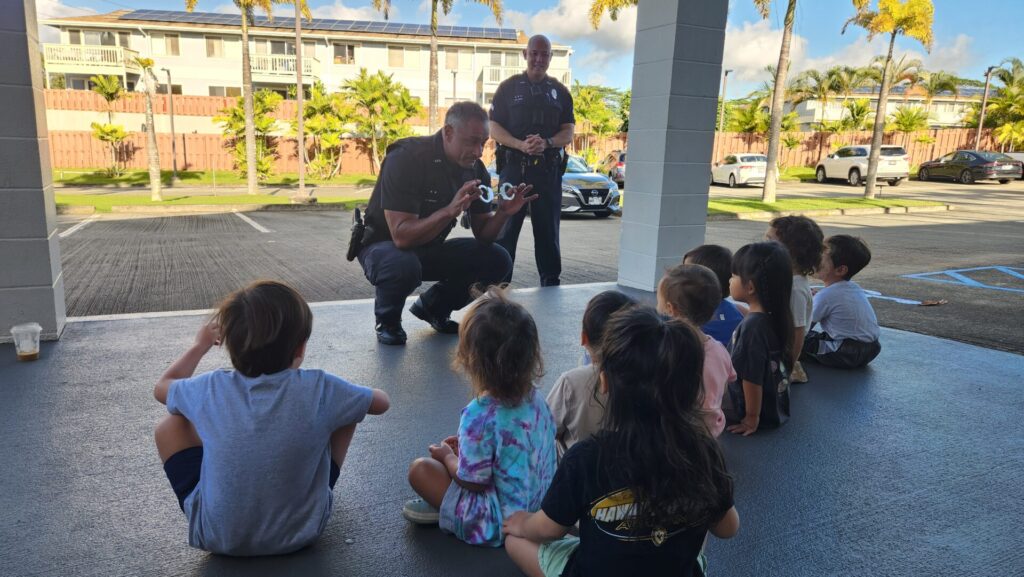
[
  {"x1": 718, "y1": 69, "x2": 733, "y2": 133},
  {"x1": 975, "y1": 65, "x2": 997, "y2": 150},
  {"x1": 161, "y1": 68, "x2": 178, "y2": 182},
  {"x1": 452, "y1": 70, "x2": 458, "y2": 101}
]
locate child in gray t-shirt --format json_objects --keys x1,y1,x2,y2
[
  {"x1": 547, "y1": 291, "x2": 635, "y2": 459},
  {"x1": 153, "y1": 281, "x2": 390, "y2": 556}
]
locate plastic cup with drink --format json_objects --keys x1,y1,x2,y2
[{"x1": 10, "y1": 323, "x2": 43, "y2": 361}]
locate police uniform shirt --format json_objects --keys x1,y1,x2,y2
[
  {"x1": 362, "y1": 131, "x2": 492, "y2": 247},
  {"x1": 490, "y1": 73, "x2": 574, "y2": 141}
]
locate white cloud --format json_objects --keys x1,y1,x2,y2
[
  {"x1": 417, "y1": 0, "x2": 461, "y2": 26},
  {"x1": 923, "y1": 34, "x2": 975, "y2": 73},
  {"x1": 35, "y1": 0, "x2": 96, "y2": 43},
  {"x1": 586, "y1": 72, "x2": 607, "y2": 86},
  {"x1": 504, "y1": 0, "x2": 636, "y2": 72},
  {"x1": 311, "y1": 1, "x2": 394, "y2": 21},
  {"x1": 722, "y1": 20, "x2": 808, "y2": 83}
]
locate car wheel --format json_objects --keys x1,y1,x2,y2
[
  {"x1": 848, "y1": 168, "x2": 862, "y2": 186},
  {"x1": 816, "y1": 166, "x2": 827, "y2": 183},
  {"x1": 594, "y1": 210, "x2": 612, "y2": 219},
  {"x1": 918, "y1": 168, "x2": 929, "y2": 181},
  {"x1": 728, "y1": 174, "x2": 737, "y2": 188},
  {"x1": 960, "y1": 170, "x2": 974, "y2": 184},
  {"x1": 999, "y1": 179, "x2": 1010, "y2": 185},
  {"x1": 889, "y1": 178, "x2": 903, "y2": 187}
]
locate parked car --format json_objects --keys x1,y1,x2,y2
[
  {"x1": 601, "y1": 150, "x2": 626, "y2": 188},
  {"x1": 485, "y1": 156, "x2": 621, "y2": 218},
  {"x1": 711, "y1": 153, "x2": 769, "y2": 187},
  {"x1": 917, "y1": 150, "x2": 1023, "y2": 184},
  {"x1": 816, "y1": 145, "x2": 910, "y2": 186}
]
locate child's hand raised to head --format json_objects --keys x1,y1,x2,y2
[{"x1": 194, "y1": 319, "x2": 222, "y2": 350}]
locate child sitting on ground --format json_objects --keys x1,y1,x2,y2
[
  {"x1": 725, "y1": 242, "x2": 794, "y2": 436},
  {"x1": 153, "y1": 280, "x2": 391, "y2": 556},
  {"x1": 803, "y1": 235, "x2": 882, "y2": 369},
  {"x1": 403, "y1": 287, "x2": 557, "y2": 547},
  {"x1": 684, "y1": 244, "x2": 744, "y2": 348},
  {"x1": 547, "y1": 290, "x2": 635, "y2": 459},
  {"x1": 502, "y1": 306, "x2": 739, "y2": 577},
  {"x1": 658, "y1": 264, "x2": 737, "y2": 438},
  {"x1": 765, "y1": 216, "x2": 825, "y2": 384}
]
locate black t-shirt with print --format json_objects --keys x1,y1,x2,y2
[
  {"x1": 727, "y1": 312, "x2": 790, "y2": 428},
  {"x1": 541, "y1": 436, "x2": 734, "y2": 577}
]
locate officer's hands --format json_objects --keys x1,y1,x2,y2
[
  {"x1": 497, "y1": 183, "x2": 537, "y2": 216},
  {"x1": 521, "y1": 134, "x2": 546, "y2": 156},
  {"x1": 448, "y1": 179, "x2": 482, "y2": 219}
]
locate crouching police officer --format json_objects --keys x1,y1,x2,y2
[
  {"x1": 489, "y1": 34, "x2": 575, "y2": 287},
  {"x1": 351, "y1": 102, "x2": 536, "y2": 345}
]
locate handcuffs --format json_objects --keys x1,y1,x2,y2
[{"x1": 477, "y1": 182, "x2": 517, "y2": 204}]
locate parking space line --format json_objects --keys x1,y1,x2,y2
[
  {"x1": 59, "y1": 214, "x2": 100, "y2": 239},
  {"x1": 232, "y1": 210, "x2": 272, "y2": 233}
]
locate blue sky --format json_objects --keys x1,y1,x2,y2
[{"x1": 37, "y1": 0, "x2": 1024, "y2": 96}]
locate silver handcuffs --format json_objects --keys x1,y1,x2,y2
[{"x1": 477, "y1": 182, "x2": 517, "y2": 203}]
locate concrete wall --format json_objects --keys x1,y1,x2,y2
[{"x1": 1, "y1": 0, "x2": 65, "y2": 343}]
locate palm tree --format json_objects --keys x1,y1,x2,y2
[
  {"x1": 920, "y1": 70, "x2": 958, "y2": 107},
  {"x1": 344, "y1": 69, "x2": 422, "y2": 174},
  {"x1": 842, "y1": 98, "x2": 873, "y2": 131},
  {"x1": 844, "y1": 0, "x2": 933, "y2": 199},
  {"x1": 89, "y1": 75, "x2": 123, "y2": 124},
  {"x1": 755, "y1": 0, "x2": 797, "y2": 203},
  {"x1": 994, "y1": 120, "x2": 1024, "y2": 152},
  {"x1": 186, "y1": 0, "x2": 277, "y2": 195},
  {"x1": 792, "y1": 69, "x2": 840, "y2": 161},
  {"x1": 90, "y1": 122, "x2": 127, "y2": 177},
  {"x1": 288, "y1": 0, "x2": 312, "y2": 202},
  {"x1": 889, "y1": 106, "x2": 930, "y2": 145},
  {"x1": 136, "y1": 57, "x2": 162, "y2": 201},
  {"x1": 994, "y1": 57, "x2": 1024, "y2": 89},
  {"x1": 832, "y1": 65, "x2": 872, "y2": 105}
]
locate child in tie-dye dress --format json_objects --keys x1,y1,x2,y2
[{"x1": 403, "y1": 287, "x2": 557, "y2": 547}]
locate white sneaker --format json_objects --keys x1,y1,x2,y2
[{"x1": 402, "y1": 498, "x2": 440, "y2": 525}]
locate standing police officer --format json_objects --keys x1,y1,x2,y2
[
  {"x1": 354, "y1": 102, "x2": 535, "y2": 345},
  {"x1": 489, "y1": 34, "x2": 575, "y2": 286}
]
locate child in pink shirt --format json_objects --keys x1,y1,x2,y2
[{"x1": 658, "y1": 264, "x2": 737, "y2": 437}]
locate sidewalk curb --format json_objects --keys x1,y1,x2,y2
[
  {"x1": 707, "y1": 204, "x2": 953, "y2": 221},
  {"x1": 108, "y1": 203, "x2": 358, "y2": 214}
]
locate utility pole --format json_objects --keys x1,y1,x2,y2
[
  {"x1": 452, "y1": 70, "x2": 458, "y2": 101},
  {"x1": 293, "y1": 4, "x2": 309, "y2": 203},
  {"x1": 975, "y1": 65, "x2": 996, "y2": 150},
  {"x1": 161, "y1": 68, "x2": 178, "y2": 182},
  {"x1": 718, "y1": 69, "x2": 733, "y2": 133}
]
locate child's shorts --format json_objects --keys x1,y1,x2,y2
[
  {"x1": 538, "y1": 536, "x2": 580, "y2": 577},
  {"x1": 162, "y1": 447, "x2": 341, "y2": 512}
]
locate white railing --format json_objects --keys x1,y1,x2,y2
[
  {"x1": 480, "y1": 66, "x2": 571, "y2": 86},
  {"x1": 43, "y1": 44, "x2": 140, "y2": 70},
  {"x1": 250, "y1": 54, "x2": 319, "y2": 78}
]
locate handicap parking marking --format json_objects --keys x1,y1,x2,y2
[
  {"x1": 232, "y1": 210, "x2": 273, "y2": 233},
  {"x1": 812, "y1": 284, "x2": 922, "y2": 305},
  {"x1": 58, "y1": 214, "x2": 100, "y2": 239},
  {"x1": 902, "y1": 266, "x2": 1024, "y2": 294}
]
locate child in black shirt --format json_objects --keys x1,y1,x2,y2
[
  {"x1": 725, "y1": 242, "x2": 794, "y2": 436},
  {"x1": 502, "y1": 307, "x2": 739, "y2": 577}
]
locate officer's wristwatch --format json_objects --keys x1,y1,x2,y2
[{"x1": 545, "y1": 137, "x2": 553, "y2": 149}]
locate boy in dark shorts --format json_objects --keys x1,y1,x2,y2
[{"x1": 153, "y1": 280, "x2": 390, "y2": 555}]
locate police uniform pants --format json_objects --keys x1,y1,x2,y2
[
  {"x1": 357, "y1": 238, "x2": 512, "y2": 325},
  {"x1": 496, "y1": 157, "x2": 563, "y2": 286}
]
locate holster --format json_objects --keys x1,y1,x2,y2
[{"x1": 345, "y1": 207, "x2": 366, "y2": 262}]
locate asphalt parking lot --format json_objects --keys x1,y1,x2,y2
[{"x1": 57, "y1": 178, "x2": 1024, "y2": 354}]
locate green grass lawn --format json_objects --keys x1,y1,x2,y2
[
  {"x1": 56, "y1": 193, "x2": 368, "y2": 212},
  {"x1": 53, "y1": 169, "x2": 377, "y2": 188},
  {"x1": 707, "y1": 197, "x2": 943, "y2": 215},
  {"x1": 779, "y1": 166, "x2": 817, "y2": 181}
]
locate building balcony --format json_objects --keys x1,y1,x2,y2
[
  {"x1": 479, "y1": 65, "x2": 570, "y2": 87},
  {"x1": 43, "y1": 43, "x2": 141, "y2": 76},
  {"x1": 250, "y1": 54, "x2": 320, "y2": 82}
]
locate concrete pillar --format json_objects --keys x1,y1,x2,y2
[
  {"x1": 0, "y1": 0, "x2": 66, "y2": 342},
  {"x1": 617, "y1": 0, "x2": 728, "y2": 291}
]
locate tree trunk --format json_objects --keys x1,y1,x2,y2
[
  {"x1": 864, "y1": 33, "x2": 897, "y2": 199},
  {"x1": 371, "y1": 132, "x2": 380, "y2": 174},
  {"x1": 429, "y1": 32, "x2": 439, "y2": 132},
  {"x1": 143, "y1": 69, "x2": 161, "y2": 201},
  {"x1": 293, "y1": 3, "x2": 309, "y2": 201},
  {"x1": 762, "y1": 0, "x2": 796, "y2": 203},
  {"x1": 241, "y1": 12, "x2": 258, "y2": 195}
]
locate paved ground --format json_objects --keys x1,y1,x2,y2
[
  {"x1": 1, "y1": 284, "x2": 1021, "y2": 577},
  {"x1": 57, "y1": 178, "x2": 1024, "y2": 354}
]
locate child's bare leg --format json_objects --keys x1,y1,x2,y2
[
  {"x1": 505, "y1": 535, "x2": 545, "y2": 577},
  {"x1": 330, "y1": 424, "x2": 357, "y2": 468},
  {"x1": 407, "y1": 457, "x2": 452, "y2": 509},
  {"x1": 154, "y1": 414, "x2": 202, "y2": 463}
]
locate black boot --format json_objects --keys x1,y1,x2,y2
[{"x1": 375, "y1": 322, "x2": 407, "y2": 345}]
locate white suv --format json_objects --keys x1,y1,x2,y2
[{"x1": 816, "y1": 145, "x2": 910, "y2": 186}]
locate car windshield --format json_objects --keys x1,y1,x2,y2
[
  {"x1": 880, "y1": 147, "x2": 907, "y2": 156},
  {"x1": 976, "y1": 151, "x2": 1013, "y2": 161},
  {"x1": 741, "y1": 155, "x2": 767, "y2": 163},
  {"x1": 566, "y1": 157, "x2": 591, "y2": 173}
]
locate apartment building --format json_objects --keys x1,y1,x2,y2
[
  {"x1": 789, "y1": 85, "x2": 984, "y2": 130},
  {"x1": 41, "y1": 9, "x2": 573, "y2": 107}
]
